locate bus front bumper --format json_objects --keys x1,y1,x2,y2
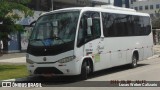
[{"x1": 27, "y1": 60, "x2": 81, "y2": 76}]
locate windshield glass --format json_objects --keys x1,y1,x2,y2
[{"x1": 30, "y1": 11, "x2": 80, "y2": 46}]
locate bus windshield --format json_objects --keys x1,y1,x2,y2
[{"x1": 30, "y1": 11, "x2": 80, "y2": 46}]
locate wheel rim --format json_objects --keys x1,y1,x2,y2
[
  {"x1": 133, "y1": 56, "x2": 137, "y2": 67},
  {"x1": 86, "y1": 66, "x2": 90, "y2": 74}
]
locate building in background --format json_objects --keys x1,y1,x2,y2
[
  {"x1": 110, "y1": 0, "x2": 160, "y2": 45},
  {"x1": 129, "y1": 0, "x2": 160, "y2": 45},
  {"x1": 27, "y1": 0, "x2": 113, "y2": 11},
  {"x1": 91, "y1": 0, "x2": 111, "y2": 6},
  {"x1": 130, "y1": 0, "x2": 160, "y2": 16},
  {"x1": 8, "y1": 0, "x2": 112, "y2": 52},
  {"x1": 114, "y1": 0, "x2": 130, "y2": 8},
  {"x1": 27, "y1": 0, "x2": 91, "y2": 11}
]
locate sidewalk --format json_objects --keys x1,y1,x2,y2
[
  {"x1": 153, "y1": 45, "x2": 160, "y2": 55},
  {"x1": 0, "y1": 52, "x2": 26, "y2": 60},
  {"x1": 0, "y1": 57, "x2": 26, "y2": 65},
  {"x1": 0, "y1": 45, "x2": 160, "y2": 64},
  {"x1": 0, "y1": 52, "x2": 26, "y2": 64}
]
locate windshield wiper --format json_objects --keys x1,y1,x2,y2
[
  {"x1": 30, "y1": 39, "x2": 42, "y2": 41},
  {"x1": 55, "y1": 37, "x2": 65, "y2": 43},
  {"x1": 44, "y1": 37, "x2": 65, "y2": 43},
  {"x1": 30, "y1": 39, "x2": 46, "y2": 46}
]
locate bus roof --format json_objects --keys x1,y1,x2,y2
[{"x1": 42, "y1": 6, "x2": 150, "y2": 17}]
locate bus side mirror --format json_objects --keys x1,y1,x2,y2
[
  {"x1": 87, "y1": 18, "x2": 92, "y2": 27},
  {"x1": 87, "y1": 18, "x2": 92, "y2": 36},
  {"x1": 52, "y1": 21, "x2": 58, "y2": 27},
  {"x1": 30, "y1": 20, "x2": 36, "y2": 27}
]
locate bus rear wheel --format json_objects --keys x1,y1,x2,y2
[
  {"x1": 80, "y1": 61, "x2": 90, "y2": 80},
  {"x1": 131, "y1": 54, "x2": 138, "y2": 68}
]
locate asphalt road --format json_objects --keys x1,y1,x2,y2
[{"x1": 1, "y1": 57, "x2": 160, "y2": 90}]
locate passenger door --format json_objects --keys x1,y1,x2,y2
[{"x1": 77, "y1": 11, "x2": 105, "y2": 71}]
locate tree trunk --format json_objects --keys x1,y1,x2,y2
[{"x1": 2, "y1": 39, "x2": 8, "y2": 54}]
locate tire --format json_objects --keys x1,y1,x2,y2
[
  {"x1": 131, "y1": 54, "x2": 138, "y2": 68},
  {"x1": 80, "y1": 61, "x2": 90, "y2": 80}
]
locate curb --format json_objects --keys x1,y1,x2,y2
[
  {"x1": 0, "y1": 57, "x2": 26, "y2": 65},
  {"x1": 1, "y1": 76, "x2": 34, "y2": 82},
  {"x1": 147, "y1": 54, "x2": 160, "y2": 60},
  {"x1": 1, "y1": 79, "x2": 16, "y2": 82}
]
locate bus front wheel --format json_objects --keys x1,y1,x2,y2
[{"x1": 80, "y1": 61, "x2": 90, "y2": 80}]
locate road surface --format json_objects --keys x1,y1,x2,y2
[{"x1": 1, "y1": 57, "x2": 160, "y2": 90}]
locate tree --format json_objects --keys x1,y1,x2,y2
[
  {"x1": 152, "y1": 9, "x2": 160, "y2": 29},
  {"x1": 0, "y1": 0, "x2": 33, "y2": 52}
]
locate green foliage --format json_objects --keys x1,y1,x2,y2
[
  {"x1": 0, "y1": 65, "x2": 28, "y2": 80},
  {"x1": 6, "y1": 0, "x2": 32, "y2": 4},
  {"x1": 152, "y1": 18, "x2": 160, "y2": 29},
  {"x1": 0, "y1": 0, "x2": 33, "y2": 21},
  {"x1": 0, "y1": 0, "x2": 33, "y2": 39},
  {"x1": 152, "y1": 9, "x2": 160, "y2": 29}
]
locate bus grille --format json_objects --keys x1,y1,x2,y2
[{"x1": 34, "y1": 67, "x2": 63, "y2": 74}]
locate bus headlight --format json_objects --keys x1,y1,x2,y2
[
  {"x1": 26, "y1": 59, "x2": 34, "y2": 64},
  {"x1": 58, "y1": 56, "x2": 76, "y2": 63},
  {"x1": 26, "y1": 54, "x2": 29, "y2": 59}
]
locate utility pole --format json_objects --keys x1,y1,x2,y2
[
  {"x1": 51, "y1": 0, "x2": 54, "y2": 11},
  {"x1": 108, "y1": 0, "x2": 111, "y2": 4}
]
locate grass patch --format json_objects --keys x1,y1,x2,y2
[{"x1": 0, "y1": 65, "x2": 28, "y2": 80}]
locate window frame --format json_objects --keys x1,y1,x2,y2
[
  {"x1": 139, "y1": 6, "x2": 143, "y2": 11},
  {"x1": 77, "y1": 11, "x2": 101, "y2": 47},
  {"x1": 150, "y1": 5, "x2": 154, "y2": 10},
  {"x1": 145, "y1": 5, "x2": 149, "y2": 10},
  {"x1": 135, "y1": 7, "x2": 138, "y2": 10},
  {"x1": 156, "y1": 4, "x2": 160, "y2": 9},
  {"x1": 102, "y1": 12, "x2": 151, "y2": 37}
]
